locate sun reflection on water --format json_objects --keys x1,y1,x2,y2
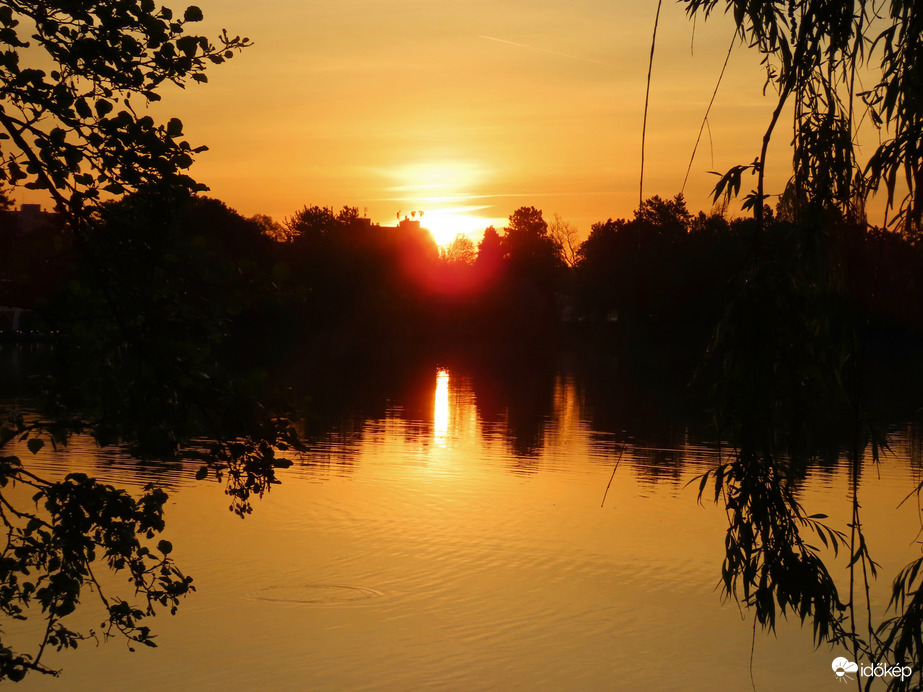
[{"x1": 434, "y1": 368, "x2": 450, "y2": 447}]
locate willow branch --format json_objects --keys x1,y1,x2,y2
[{"x1": 754, "y1": 58, "x2": 801, "y2": 235}]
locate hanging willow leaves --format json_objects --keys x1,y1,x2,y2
[
  {"x1": 681, "y1": 3, "x2": 923, "y2": 687},
  {"x1": 682, "y1": 0, "x2": 922, "y2": 236}
]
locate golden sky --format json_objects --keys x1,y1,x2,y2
[{"x1": 103, "y1": 2, "x2": 838, "y2": 239}]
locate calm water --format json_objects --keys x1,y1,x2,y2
[{"x1": 4, "y1": 352, "x2": 923, "y2": 691}]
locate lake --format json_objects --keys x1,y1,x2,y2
[{"x1": 3, "y1": 346, "x2": 922, "y2": 691}]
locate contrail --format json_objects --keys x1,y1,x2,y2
[{"x1": 478, "y1": 34, "x2": 613, "y2": 68}]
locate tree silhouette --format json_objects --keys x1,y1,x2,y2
[
  {"x1": 442, "y1": 233, "x2": 476, "y2": 267},
  {"x1": 475, "y1": 226, "x2": 504, "y2": 272},
  {"x1": 0, "y1": 2, "x2": 249, "y2": 221},
  {"x1": 634, "y1": 194, "x2": 692, "y2": 241},
  {"x1": 548, "y1": 212, "x2": 580, "y2": 268},
  {"x1": 248, "y1": 213, "x2": 288, "y2": 242},
  {"x1": 0, "y1": 3, "x2": 267, "y2": 681},
  {"x1": 502, "y1": 207, "x2": 563, "y2": 274}
]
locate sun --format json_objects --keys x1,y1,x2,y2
[
  {"x1": 423, "y1": 211, "x2": 487, "y2": 248},
  {"x1": 385, "y1": 159, "x2": 502, "y2": 248}
]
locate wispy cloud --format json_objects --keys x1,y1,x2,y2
[
  {"x1": 371, "y1": 194, "x2": 487, "y2": 205},
  {"x1": 371, "y1": 191, "x2": 617, "y2": 204},
  {"x1": 478, "y1": 35, "x2": 614, "y2": 68}
]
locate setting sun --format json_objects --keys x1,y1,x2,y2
[
  {"x1": 382, "y1": 160, "x2": 503, "y2": 247},
  {"x1": 422, "y1": 209, "x2": 499, "y2": 248}
]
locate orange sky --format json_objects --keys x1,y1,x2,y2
[{"x1": 17, "y1": 1, "x2": 890, "y2": 242}]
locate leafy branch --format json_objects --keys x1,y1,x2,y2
[
  {"x1": 0, "y1": 423, "x2": 193, "y2": 679},
  {"x1": 0, "y1": 1, "x2": 251, "y2": 219}
]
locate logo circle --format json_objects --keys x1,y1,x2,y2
[{"x1": 832, "y1": 657, "x2": 857, "y2": 678}]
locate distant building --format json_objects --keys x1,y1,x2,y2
[
  {"x1": 397, "y1": 218, "x2": 421, "y2": 232},
  {"x1": 0, "y1": 203, "x2": 63, "y2": 239},
  {"x1": 0, "y1": 204, "x2": 69, "y2": 325}
]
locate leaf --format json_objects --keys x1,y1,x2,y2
[
  {"x1": 74, "y1": 97, "x2": 92, "y2": 119},
  {"x1": 184, "y1": 6, "x2": 204, "y2": 22},
  {"x1": 166, "y1": 118, "x2": 183, "y2": 137},
  {"x1": 157, "y1": 540, "x2": 173, "y2": 555},
  {"x1": 195, "y1": 466, "x2": 208, "y2": 480},
  {"x1": 741, "y1": 191, "x2": 768, "y2": 211},
  {"x1": 713, "y1": 464, "x2": 725, "y2": 504},
  {"x1": 695, "y1": 470, "x2": 710, "y2": 501},
  {"x1": 176, "y1": 35, "x2": 198, "y2": 57},
  {"x1": 26, "y1": 439, "x2": 44, "y2": 455}
]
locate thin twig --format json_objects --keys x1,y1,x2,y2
[
  {"x1": 682, "y1": 34, "x2": 735, "y2": 194},
  {"x1": 600, "y1": 445, "x2": 625, "y2": 508},
  {"x1": 848, "y1": 472, "x2": 859, "y2": 664},
  {"x1": 33, "y1": 596, "x2": 58, "y2": 671},
  {"x1": 640, "y1": 0, "x2": 663, "y2": 207}
]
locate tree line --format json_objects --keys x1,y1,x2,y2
[{"x1": 8, "y1": 188, "x2": 923, "y2": 363}]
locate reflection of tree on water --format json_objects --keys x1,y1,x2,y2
[
  {"x1": 288, "y1": 354, "x2": 553, "y2": 466},
  {"x1": 629, "y1": 439, "x2": 687, "y2": 486},
  {"x1": 281, "y1": 348, "x2": 718, "y2": 482},
  {"x1": 278, "y1": 341, "x2": 923, "y2": 491},
  {"x1": 468, "y1": 356, "x2": 558, "y2": 462}
]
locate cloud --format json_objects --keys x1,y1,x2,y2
[{"x1": 478, "y1": 35, "x2": 615, "y2": 68}]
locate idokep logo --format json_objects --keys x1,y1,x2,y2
[
  {"x1": 832, "y1": 657, "x2": 858, "y2": 682},
  {"x1": 832, "y1": 656, "x2": 914, "y2": 684}
]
